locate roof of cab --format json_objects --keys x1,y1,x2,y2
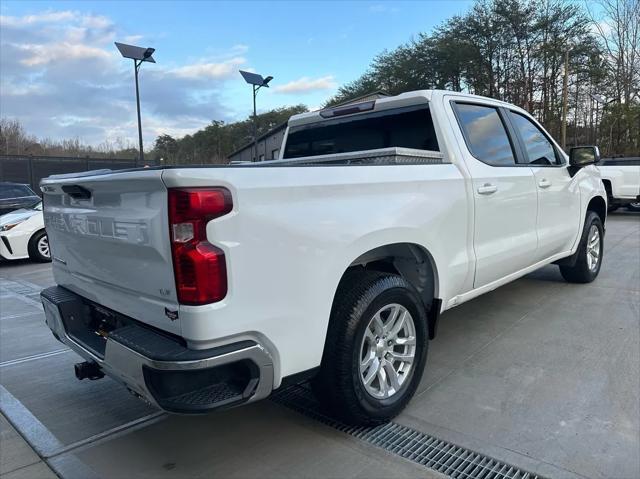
[{"x1": 287, "y1": 89, "x2": 517, "y2": 128}]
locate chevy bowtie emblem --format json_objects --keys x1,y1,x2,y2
[{"x1": 164, "y1": 308, "x2": 179, "y2": 321}]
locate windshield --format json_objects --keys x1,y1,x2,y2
[
  {"x1": 33, "y1": 202, "x2": 43, "y2": 211},
  {"x1": 0, "y1": 184, "x2": 37, "y2": 200}
]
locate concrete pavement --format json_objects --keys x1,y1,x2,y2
[{"x1": 0, "y1": 212, "x2": 638, "y2": 479}]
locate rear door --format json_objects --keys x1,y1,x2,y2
[
  {"x1": 506, "y1": 110, "x2": 581, "y2": 260},
  {"x1": 448, "y1": 100, "x2": 538, "y2": 288},
  {"x1": 41, "y1": 169, "x2": 180, "y2": 335}
]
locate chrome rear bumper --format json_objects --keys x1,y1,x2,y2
[{"x1": 41, "y1": 286, "x2": 274, "y2": 413}]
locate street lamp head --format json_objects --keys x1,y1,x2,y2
[
  {"x1": 240, "y1": 70, "x2": 273, "y2": 163},
  {"x1": 240, "y1": 70, "x2": 273, "y2": 87},
  {"x1": 115, "y1": 42, "x2": 156, "y2": 63}
]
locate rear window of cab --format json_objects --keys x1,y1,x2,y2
[{"x1": 283, "y1": 105, "x2": 440, "y2": 159}]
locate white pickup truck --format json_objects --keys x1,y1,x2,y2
[
  {"x1": 40, "y1": 90, "x2": 607, "y2": 425},
  {"x1": 598, "y1": 157, "x2": 640, "y2": 212}
]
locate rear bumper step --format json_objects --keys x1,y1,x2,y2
[{"x1": 40, "y1": 286, "x2": 274, "y2": 413}]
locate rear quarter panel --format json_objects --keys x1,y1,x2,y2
[
  {"x1": 162, "y1": 164, "x2": 471, "y2": 383},
  {"x1": 599, "y1": 164, "x2": 640, "y2": 199}
]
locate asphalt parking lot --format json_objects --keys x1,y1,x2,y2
[{"x1": 1, "y1": 212, "x2": 638, "y2": 479}]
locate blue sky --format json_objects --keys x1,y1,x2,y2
[{"x1": 0, "y1": 1, "x2": 472, "y2": 148}]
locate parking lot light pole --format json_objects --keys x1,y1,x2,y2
[
  {"x1": 115, "y1": 42, "x2": 156, "y2": 165},
  {"x1": 134, "y1": 59, "x2": 144, "y2": 164},
  {"x1": 239, "y1": 71, "x2": 273, "y2": 162}
]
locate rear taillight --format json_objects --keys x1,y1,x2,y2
[{"x1": 168, "y1": 188, "x2": 232, "y2": 305}]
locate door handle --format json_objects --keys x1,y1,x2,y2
[
  {"x1": 477, "y1": 183, "x2": 498, "y2": 195},
  {"x1": 538, "y1": 178, "x2": 552, "y2": 188}
]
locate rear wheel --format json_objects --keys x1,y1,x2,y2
[
  {"x1": 313, "y1": 271, "x2": 428, "y2": 426},
  {"x1": 559, "y1": 212, "x2": 603, "y2": 283},
  {"x1": 28, "y1": 230, "x2": 51, "y2": 263}
]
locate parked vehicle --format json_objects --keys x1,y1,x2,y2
[
  {"x1": 598, "y1": 157, "x2": 640, "y2": 212},
  {"x1": 0, "y1": 182, "x2": 41, "y2": 216},
  {"x1": 39, "y1": 90, "x2": 607, "y2": 425},
  {"x1": 0, "y1": 202, "x2": 50, "y2": 262}
]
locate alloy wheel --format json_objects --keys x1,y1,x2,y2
[
  {"x1": 586, "y1": 224, "x2": 600, "y2": 271},
  {"x1": 359, "y1": 303, "x2": 416, "y2": 399},
  {"x1": 37, "y1": 235, "x2": 50, "y2": 259}
]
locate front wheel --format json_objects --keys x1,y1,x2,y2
[
  {"x1": 559, "y1": 212, "x2": 603, "y2": 283},
  {"x1": 627, "y1": 202, "x2": 640, "y2": 212},
  {"x1": 28, "y1": 231, "x2": 51, "y2": 263},
  {"x1": 312, "y1": 271, "x2": 428, "y2": 426}
]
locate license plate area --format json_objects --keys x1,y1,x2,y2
[
  {"x1": 40, "y1": 287, "x2": 124, "y2": 359},
  {"x1": 40, "y1": 286, "x2": 187, "y2": 360},
  {"x1": 63, "y1": 302, "x2": 110, "y2": 358}
]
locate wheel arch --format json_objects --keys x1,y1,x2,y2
[
  {"x1": 587, "y1": 195, "x2": 607, "y2": 226},
  {"x1": 27, "y1": 228, "x2": 49, "y2": 261},
  {"x1": 346, "y1": 243, "x2": 439, "y2": 304},
  {"x1": 30, "y1": 227, "x2": 46, "y2": 238},
  {"x1": 330, "y1": 242, "x2": 442, "y2": 339}
]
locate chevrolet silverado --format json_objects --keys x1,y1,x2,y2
[{"x1": 40, "y1": 90, "x2": 607, "y2": 425}]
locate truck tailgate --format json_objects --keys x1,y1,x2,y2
[{"x1": 41, "y1": 169, "x2": 180, "y2": 335}]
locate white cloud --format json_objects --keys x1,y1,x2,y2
[
  {"x1": 590, "y1": 20, "x2": 613, "y2": 38},
  {"x1": 0, "y1": 11, "x2": 76, "y2": 27},
  {"x1": 80, "y1": 14, "x2": 112, "y2": 29},
  {"x1": 123, "y1": 34, "x2": 144, "y2": 44},
  {"x1": 0, "y1": 11, "x2": 112, "y2": 29},
  {"x1": 169, "y1": 57, "x2": 246, "y2": 80},
  {"x1": 274, "y1": 75, "x2": 337, "y2": 94},
  {"x1": 0, "y1": 9, "x2": 248, "y2": 147},
  {"x1": 15, "y1": 42, "x2": 111, "y2": 66},
  {"x1": 369, "y1": 4, "x2": 399, "y2": 14},
  {"x1": 230, "y1": 44, "x2": 249, "y2": 54}
]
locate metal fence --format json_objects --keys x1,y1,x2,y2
[{"x1": 0, "y1": 155, "x2": 142, "y2": 191}]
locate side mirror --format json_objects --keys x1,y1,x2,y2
[{"x1": 569, "y1": 146, "x2": 600, "y2": 167}]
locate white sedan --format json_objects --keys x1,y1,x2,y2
[{"x1": 0, "y1": 202, "x2": 50, "y2": 262}]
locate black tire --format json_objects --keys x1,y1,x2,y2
[
  {"x1": 312, "y1": 270, "x2": 428, "y2": 426},
  {"x1": 603, "y1": 182, "x2": 617, "y2": 212},
  {"x1": 627, "y1": 202, "x2": 640, "y2": 212},
  {"x1": 559, "y1": 212, "x2": 603, "y2": 283},
  {"x1": 28, "y1": 230, "x2": 51, "y2": 263}
]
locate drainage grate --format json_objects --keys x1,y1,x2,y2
[{"x1": 272, "y1": 384, "x2": 547, "y2": 479}]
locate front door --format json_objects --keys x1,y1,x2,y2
[{"x1": 507, "y1": 111, "x2": 581, "y2": 260}]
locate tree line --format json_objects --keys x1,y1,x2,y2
[
  {"x1": 0, "y1": 118, "x2": 139, "y2": 159},
  {"x1": 0, "y1": 105, "x2": 306, "y2": 164},
  {"x1": 2, "y1": 0, "x2": 637, "y2": 162},
  {"x1": 152, "y1": 105, "x2": 306, "y2": 165},
  {"x1": 328, "y1": 0, "x2": 639, "y2": 156}
]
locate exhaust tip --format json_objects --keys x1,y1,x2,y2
[{"x1": 74, "y1": 361, "x2": 104, "y2": 381}]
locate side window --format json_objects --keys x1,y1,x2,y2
[
  {"x1": 509, "y1": 112, "x2": 560, "y2": 165},
  {"x1": 452, "y1": 103, "x2": 516, "y2": 166}
]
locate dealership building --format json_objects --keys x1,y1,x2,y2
[{"x1": 227, "y1": 91, "x2": 389, "y2": 163}]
